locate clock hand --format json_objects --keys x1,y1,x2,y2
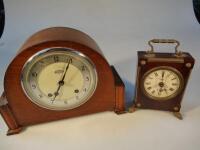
[
  {"x1": 60, "y1": 58, "x2": 72, "y2": 83},
  {"x1": 51, "y1": 80, "x2": 63, "y2": 103},
  {"x1": 161, "y1": 71, "x2": 165, "y2": 81},
  {"x1": 51, "y1": 58, "x2": 72, "y2": 103}
]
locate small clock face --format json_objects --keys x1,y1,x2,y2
[
  {"x1": 142, "y1": 67, "x2": 183, "y2": 101},
  {"x1": 21, "y1": 48, "x2": 98, "y2": 110}
]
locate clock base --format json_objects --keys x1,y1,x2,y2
[
  {"x1": 111, "y1": 66, "x2": 126, "y2": 114},
  {"x1": 129, "y1": 103, "x2": 183, "y2": 119},
  {"x1": 7, "y1": 127, "x2": 23, "y2": 136},
  {"x1": 0, "y1": 66, "x2": 125, "y2": 135},
  {"x1": 173, "y1": 112, "x2": 183, "y2": 120}
]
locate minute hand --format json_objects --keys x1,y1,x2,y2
[
  {"x1": 52, "y1": 59, "x2": 72, "y2": 102},
  {"x1": 61, "y1": 58, "x2": 72, "y2": 82}
]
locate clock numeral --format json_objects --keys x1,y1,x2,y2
[
  {"x1": 74, "y1": 89, "x2": 79, "y2": 93},
  {"x1": 147, "y1": 87, "x2": 152, "y2": 90},
  {"x1": 39, "y1": 61, "x2": 45, "y2": 65},
  {"x1": 54, "y1": 56, "x2": 59, "y2": 62},
  {"x1": 145, "y1": 82, "x2": 151, "y2": 85},
  {"x1": 169, "y1": 88, "x2": 174, "y2": 91},
  {"x1": 172, "y1": 83, "x2": 178, "y2": 86},
  {"x1": 148, "y1": 76, "x2": 153, "y2": 79},
  {"x1": 81, "y1": 66, "x2": 86, "y2": 71},
  {"x1": 151, "y1": 90, "x2": 155, "y2": 94},
  {"x1": 86, "y1": 76, "x2": 89, "y2": 81},
  {"x1": 83, "y1": 88, "x2": 87, "y2": 92},
  {"x1": 39, "y1": 94, "x2": 43, "y2": 98},
  {"x1": 48, "y1": 93, "x2": 53, "y2": 97},
  {"x1": 154, "y1": 72, "x2": 158, "y2": 77},
  {"x1": 171, "y1": 77, "x2": 177, "y2": 80},
  {"x1": 32, "y1": 72, "x2": 37, "y2": 77},
  {"x1": 66, "y1": 58, "x2": 73, "y2": 63},
  {"x1": 32, "y1": 84, "x2": 36, "y2": 89}
]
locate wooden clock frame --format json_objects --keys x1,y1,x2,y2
[
  {"x1": 0, "y1": 27, "x2": 125, "y2": 135},
  {"x1": 133, "y1": 39, "x2": 195, "y2": 119}
]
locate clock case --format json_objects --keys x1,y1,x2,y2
[
  {"x1": 133, "y1": 39, "x2": 195, "y2": 119},
  {"x1": 0, "y1": 27, "x2": 125, "y2": 135}
]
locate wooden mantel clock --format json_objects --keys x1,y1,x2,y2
[
  {"x1": 0, "y1": 27, "x2": 125, "y2": 135},
  {"x1": 133, "y1": 39, "x2": 195, "y2": 119}
]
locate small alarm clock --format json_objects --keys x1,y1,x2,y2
[
  {"x1": 0, "y1": 27, "x2": 125, "y2": 135},
  {"x1": 133, "y1": 39, "x2": 195, "y2": 119}
]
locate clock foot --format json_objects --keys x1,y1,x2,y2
[
  {"x1": 7, "y1": 127, "x2": 23, "y2": 135},
  {"x1": 173, "y1": 112, "x2": 183, "y2": 120},
  {"x1": 115, "y1": 110, "x2": 127, "y2": 114},
  {"x1": 128, "y1": 105, "x2": 136, "y2": 113}
]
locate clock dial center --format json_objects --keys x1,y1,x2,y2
[{"x1": 158, "y1": 82, "x2": 164, "y2": 88}]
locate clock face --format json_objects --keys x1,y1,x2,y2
[
  {"x1": 142, "y1": 67, "x2": 183, "y2": 101},
  {"x1": 21, "y1": 48, "x2": 98, "y2": 110}
]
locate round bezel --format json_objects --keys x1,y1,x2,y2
[
  {"x1": 141, "y1": 66, "x2": 184, "y2": 101},
  {"x1": 21, "y1": 47, "x2": 98, "y2": 111}
]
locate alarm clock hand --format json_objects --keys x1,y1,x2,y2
[{"x1": 51, "y1": 58, "x2": 72, "y2": 103}]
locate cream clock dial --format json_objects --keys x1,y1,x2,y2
[
  {"x1": 21, "y1": 48, "x2": 98, "y2": 110},
  {"x1": 143, "y1": 67, "x2": 183, "y2": 100}
]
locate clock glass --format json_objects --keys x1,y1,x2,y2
[
  {"x1": 21, "y1": 48, "x2": 98, "y2": 110},
  {"x1": 142, "y1": 67, "x2": 183, "y2": 101}
]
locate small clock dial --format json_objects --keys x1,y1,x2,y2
[
  {"x1": 142, "y1": 67, "x2": 183, "y2": 100},
  {"x1": 21, "y1": 48, "x2": 98, "y2": 110}
]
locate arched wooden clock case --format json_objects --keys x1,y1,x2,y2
[{"x1": 0, "y1": 27, "x2": 125, "y2": 135}]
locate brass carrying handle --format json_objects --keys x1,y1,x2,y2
[{"x1": 148, "y1": 39, "x2": 182, "y2": 55}]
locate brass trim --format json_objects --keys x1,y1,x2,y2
[
  {"x1": 148, "y1": 39, "x2": 181, "y2": 54},
  {"x1": 173, "y1": 112, "x2": 183, "y2": 120},
  {"x1": 185, "y1": 63, "x2": 192, "y2": 68},
  {"x1": 141, "y1": 66, "x2": 184, "y2": 101},
  {"x1": 147, "y1": 57, "x2": 184, "y2": 63},
  {"x1": 136, "y1": 103, "x2": 141, "y2": 107},
  {"x1": 174, "y1": 106, "x2": 179, "y2": 111},
  {"x1": 140, "y1": 60, "x2": 146, "y2": 65}
]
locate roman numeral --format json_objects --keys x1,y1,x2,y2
[
  {"x1": 147, "y1": 87, "x2": 152, "y2": 90},
  {"x1": 151, "y1": 90, "x2": 155, "y2": 94},
  {"x1": 172, "y1": 83, "x2": 178, "y2": 86},
  {"x1": 145, "y1": 82, "x2": 151, "y2": 85},
  {"x1": 32, "y1": 72, "x2": 37, "y2": 77},
  {"x1": 154, "y1": 72, "x2": 158, "y2": 77},
  {"x1": 54, "y1": 56, "x2": 59, "y2": 62}
]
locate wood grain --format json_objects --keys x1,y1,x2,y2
[{"x1": 1, "y1": 27, "x2": 125, "y2": 135}]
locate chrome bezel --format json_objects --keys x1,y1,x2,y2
[{"x1": 21, "y1": 47, "x2": 98, "y2": 111}]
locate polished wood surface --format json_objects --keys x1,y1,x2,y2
[
  {"x1": 1, "y1": 27, "x2": 125, "y2": 135},
  {"x1": 134, "y1": 51, "x2": 195, "y2": 112}
]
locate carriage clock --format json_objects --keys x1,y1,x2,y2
[
  {"x1": 0, "y1": 27, "x2": 125, "y2": 135},
  {"x1": 132, "y1": 39, "x2": 195, "y2": 119}
]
